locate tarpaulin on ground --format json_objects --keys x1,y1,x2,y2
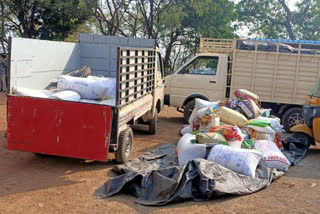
[
  {"x1": 283, "y1": 133, "x2": 312, "y2": 166},
  {"x1": 96, "y1": 143, "x2": 285, "y2": 206}
]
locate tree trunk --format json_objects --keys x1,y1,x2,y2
[
  {"x1": 0, "y1": 1, "x2": 6, "y2": 56},
  {"x1": 164, "y1": 31, "x2": 179, "y2": 75},
  {"x1": 278, "y1": 0, "x2": 296, "y2": 40}
]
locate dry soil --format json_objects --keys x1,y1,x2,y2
[{"x1": 0, "y1": 92, "x2": 319, "y2": 214}]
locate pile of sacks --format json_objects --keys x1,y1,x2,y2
[
  {"x1": 13, "y1": 75, "x2": 117, "y2": 106},
  {"x1": 178, "y1": 89, "x2": 289, "y2": 177}
]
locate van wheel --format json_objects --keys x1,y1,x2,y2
[
  {"x1": 65, "y1": 66, "x2": 91, "y2": 77},
  {"x1": 282, "y1": 108, "x2": 304, "y2": 133},
  {"x1": 115, "y1": 128, "x2": 133, "y2": 164},
  {"x1": 184, "y1": 100, "x2": 195, "y2": 124},
  {"x1": 148, "y1": 111, "x2": 158, "y2": 134}
]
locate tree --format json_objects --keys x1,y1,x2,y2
[
  {"x1": 236, "y1": 0, "x2": 320, "y2": 40},
  {"x1": 0, "y1": 1, "x2": 8, "y2": 55},
  {"x1": 39, "y1": 0, "x2": 94, "y2": 40},
  {"x1": 3, "y1": 0, "x2": 93, "y2": 40},
  {"x1": 157, "y1": 0, "x2": 237, "y2": 73},
  {"x1": 93, "y1": 0, "x2": 131, "y2": 36}
]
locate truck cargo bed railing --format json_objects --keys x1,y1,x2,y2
[
  {"x1": 116, "y1": 47, "x2": 156, "y2": 107},
  {"x1": 200, "y1": 38, "x2": 234, "y2": 54}
]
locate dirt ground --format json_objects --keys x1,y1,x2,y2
[{"x1": 0, "y1": 92, "x2": 320, "y2": 214}]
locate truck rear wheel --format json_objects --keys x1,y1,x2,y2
[
  {"x1": 148, "y1": 111, "x2": 158, "y2": 134},
  {"x1": 115, "y1": 128, "x2": 133, "y2": 164},
  {"x1": 282, "y1": 108, "x2": 304, "y2": 133},
  {"x1": 184, "y1": 100, "x2": 195, "y2": 124}
]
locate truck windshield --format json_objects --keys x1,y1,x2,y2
[
  {"x1": 185, "y1": 57, "x2": 218, "y2": 75},
  {"x1": 309, "y1": 78, "x2": 320, "y2": 97}
]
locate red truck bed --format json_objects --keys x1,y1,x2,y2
[{"x1": 7, "y1": 96, "x2": 113, "y2": 161}]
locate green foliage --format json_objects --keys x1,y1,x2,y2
[
  {"x1": 180, "y1": 0, "x2": 236, "y2": 38},
  {"x1": 156, "y1": 0, "x2": 237, "y2": 73},
  {"x1": 3, "y1": 0, "x2": 94, "y2": 40},
  {"x1": 236, "y1": 0, "x2": 320, "y2": 40},
  {"x1": 40, "y1": 0, "x2": 93, "y2": 40}
]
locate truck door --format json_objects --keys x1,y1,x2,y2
[
  {"x1": 154, "y1": 52, "x2": 164, "y2": 111},
  {"x1": 169, "y1": 56, "x2": 223, "y2": 107}
]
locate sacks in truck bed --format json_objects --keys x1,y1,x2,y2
[
  {"x1": 13, "y1": 87, "x2": 54, "y2": 99},
  {"x1": 58, "y1": 75, "x2": 108, "y2": 100},
  {"x1": 53, "y1": 90, "x2": 81, "y2": 101},
  {"x1": 87, "y1": 76, "x2": 117, "y2": 99}
]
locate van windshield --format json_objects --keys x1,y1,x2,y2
[{"x1": 309, "y1": 78, "x2": 320, "y2": 97}]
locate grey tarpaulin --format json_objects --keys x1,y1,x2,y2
[
  {"x1": 283, "y1": 133, "x2": 312, "y2": 166},
  {"x1": 96, "y1": 143, "x2": 284, "y2": 206}
]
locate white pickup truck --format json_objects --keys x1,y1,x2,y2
[
  {"x1": 7, "y1": 34, "x2": 164, "y2": 163},
  {"x1": 164, "y1": 38, "x2": 320, "y2": 132}
]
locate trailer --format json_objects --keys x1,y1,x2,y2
[
  {"x1": 7, "y1": 34, "x2": 164, "y2": 163},
  {"x1": 165, "y1": 37, "x2": 320, "y2": 131}
]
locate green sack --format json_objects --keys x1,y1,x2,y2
[
  {"x1": 248, "y1": 119, "x2": 272, "y2": 128},
  {"x1": 241, "y1": 139, "x2": 254, "y2": 149}
]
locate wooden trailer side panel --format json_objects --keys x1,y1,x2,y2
[{"x1": 231, "y1": 49, "x2": 320, "y2": 105}]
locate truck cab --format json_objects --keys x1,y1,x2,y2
[{"x1": 164, "y1": 53, "x2": 228, "y2": 123}]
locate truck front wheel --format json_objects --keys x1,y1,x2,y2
[
  {"x1": 115, "y1": 128, "x2": 133, "y2": 164},
  {"x1": 184, "y1": 100, "x2": 195, "y2": 124},
  {"x1": 148, "y1": 111, "x2": 158, "y2": 134},
  {"x1": 282, "y1": 108, "x2": 304, "y2": 133}
]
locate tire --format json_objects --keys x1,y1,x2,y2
[
  {"x1": 148, "y1": 111, "x2": 158, "y2": 134},
  {"x1": 115, "y1": 128, "x2": 133, "y2": 164},
  {"x1": 184, "y1": 100, "x2": 195, "y2": 124},
  {"x1": 282, "y1": 107, "x2": 304, "y2": 133},
  {"x1": 65, "y1": 66, "x2": 91, "y2": 77}
]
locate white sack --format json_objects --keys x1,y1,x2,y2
[
  {"x1": 207, "y1": 144, "x2": 263, "y2": 177},
  {"x1": 14, "y1": 87, "x2": 54, "y2": 99},
  {"x1": 80, "y1": 99, "x2": 100, "y2": 104},
  {"x1": 189, "y1": 98, "x2": 220, "y2": 125},
  {"x1": 57, "y1": 75, "x2": 108, "y2": 100},
  {"x1": 88, "y1": 76, "x2": 117, "y2": 99},
  {"x1": 247, "y1": 125, "x2": 275, "y2": 134},
  {"x1": 177, "y1": 133, "x2": 206, "y2": 167},
  {"x1": 52, "y1": 90, "x2": 81, "y2": 101},
  {"x1": 98, "y1": 99, "x2": 116, "y2": 106},
  {"x1": 257, "y1": 116, "x2": 284, "y2": 133},
  {"x1": 254, "y1": 140, "x2": 290, "y2": 172},
  {"x1": 180, "y1": 125, "x2": 192, "y2": 135}
]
